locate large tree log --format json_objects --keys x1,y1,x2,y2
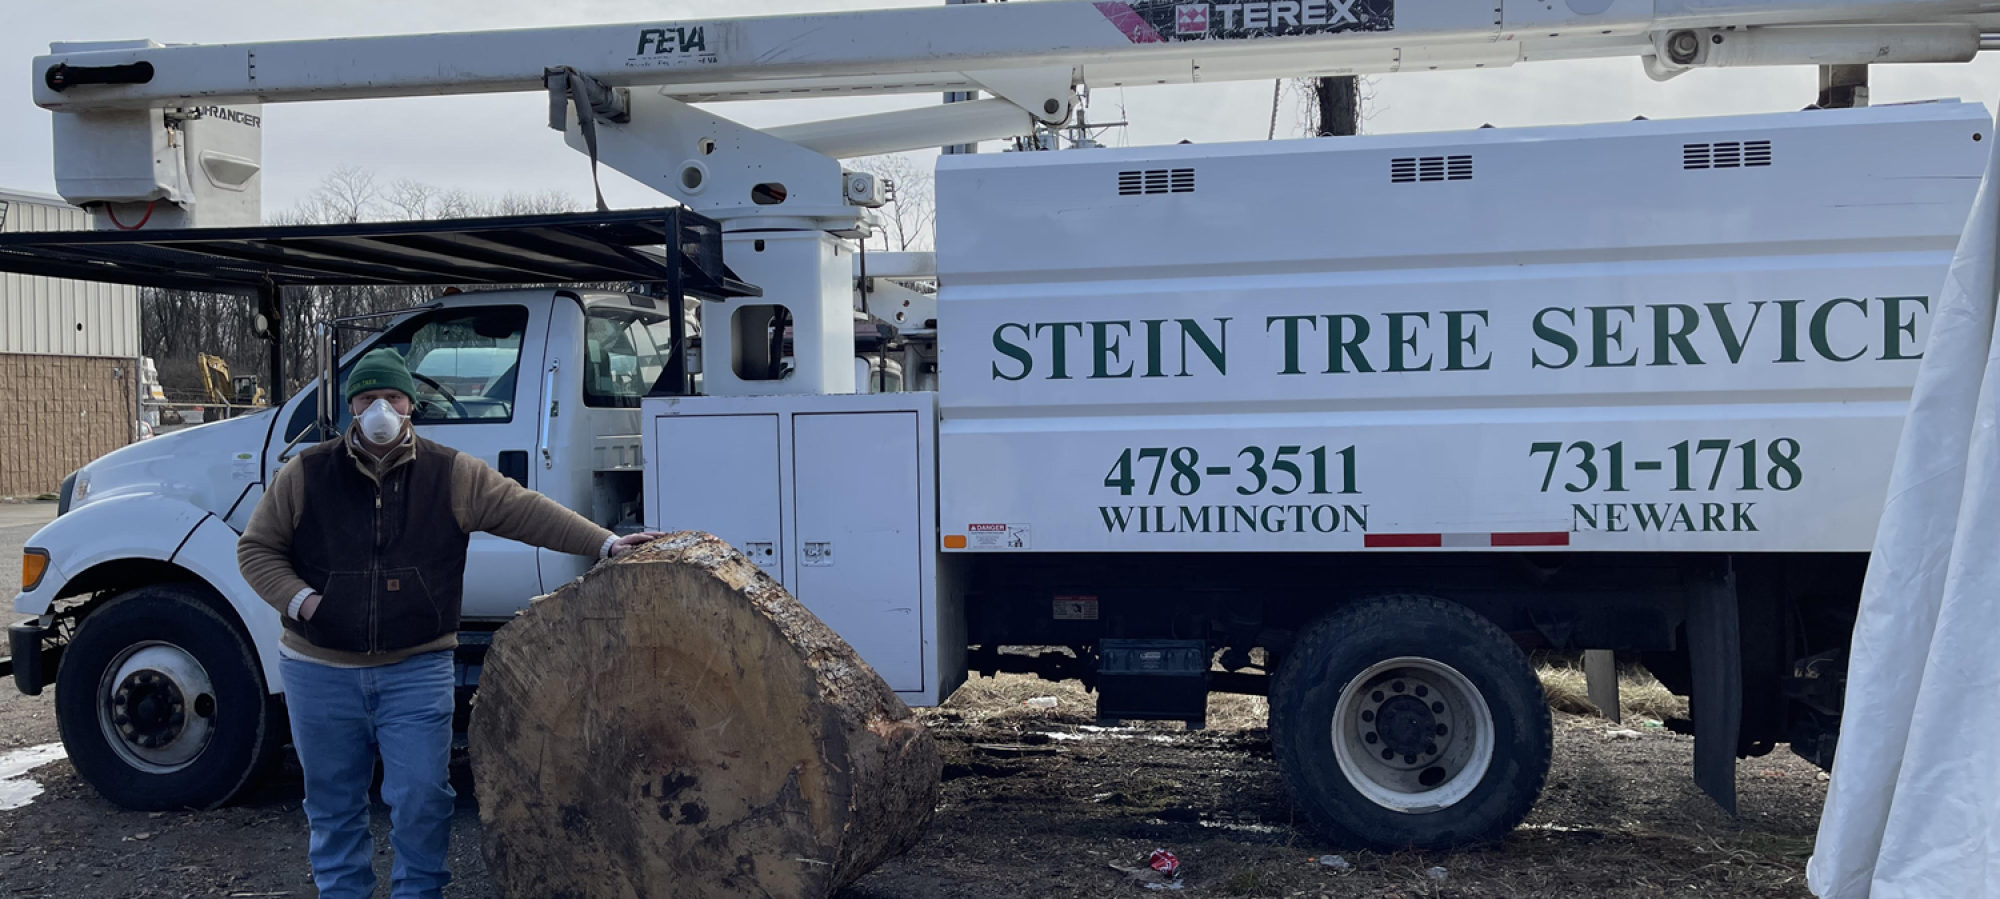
[{"x1": 470, "y1": 532, "x2": 940, "y2": 899}]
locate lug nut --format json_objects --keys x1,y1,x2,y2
[
  {"x1": 1436, "y1": 724, "x2": 1448, "y2": 736},
  {"x1": 1431, "y1": 702, "x2": 1444, "y2": 714},
  {"x1": 1372, "y1": 690, "x2": 1384, "y2": 702},
  {"x1": 1381, "y1": 748, "x2": 1395, "y2": 761},
  {"x1": 1415, "y1": 685, "x2": 1429, "y2": 698},
  {"x1": 1424, "y1": 742, "x2": 1437, "y2": 755},
  {"x1": 1392, "y1": 681, "x2": 1405, "y2": 693},
  {"x1": 1365, "y1": 732, "x2": 1378, "y2": 744},
  {"x1": 1361, "y1": 710, "x2": 1375, "y2": 723},
  {"x1": 1404, "y1": 754, "x2": 1417, "y2": 764}
]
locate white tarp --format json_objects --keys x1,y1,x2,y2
[{"x1": 1808, "y1": 111, "x2": 2000, "y2": 899}]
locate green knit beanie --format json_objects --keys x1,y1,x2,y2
[{"x1": 345, "y1": 349, "x2": 416, "y2": 404}]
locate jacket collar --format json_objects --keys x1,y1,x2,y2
[{"x1": 343, "y1": 422, "x2": 418, "y2": 482}]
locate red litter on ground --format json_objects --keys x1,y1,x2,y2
[{"x1": 1149, "y1": 849, "x2": 1180, "y2": 876}]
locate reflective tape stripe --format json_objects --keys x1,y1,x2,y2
[
  {"x1": 1364, "y1": 533, "x2": 1442, "y2": 548},
  {"x1": 1366, "y1": 532, "x2": 1571, "y2": 548}
]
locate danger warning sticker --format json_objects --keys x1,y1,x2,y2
[{"x1": 967, "y1": 523, "x2": 1032, "y2": 550}]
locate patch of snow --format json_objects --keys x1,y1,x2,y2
[{"x1": 0, "y1": 743, "x2": 67, "y2": 811}]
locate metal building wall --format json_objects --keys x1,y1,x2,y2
[{"x1": 0, "y1": 190, "x2": 140, "y2": 358}]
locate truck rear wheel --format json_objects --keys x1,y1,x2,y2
[
  {"x1": 55, "y1": 584, "x2": 280, "y2": 811},
  {"x1": 1271, "y1": 594, "x2": 1551, "y2": 849}
]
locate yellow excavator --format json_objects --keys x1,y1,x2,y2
[{"x1": 196, "y1": 353, "x2": 266, "y2": 414}]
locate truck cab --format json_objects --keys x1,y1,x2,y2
[{"x1": 10, "y1": 284, "x2": 730, "y2": 810}]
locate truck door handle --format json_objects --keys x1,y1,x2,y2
[
  {"x1": 497, "y1": 451, "x2": 529, "y2": 487},
  {"x1": 538, "y1": 360, "x2": 560, "y2": 470}
]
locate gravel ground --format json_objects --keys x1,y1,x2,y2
[
  {"x1": 0, "y1": 674, "x2": 1826, "y2": 899},
  {"x1": 0, "y1": 506, "x2": 1827, "y2": 898}
]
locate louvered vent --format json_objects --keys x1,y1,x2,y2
[
  {"x1": 1117, "y1": 168, "x2": 1196, "y2": 196},
  {"x1": 1390, "y1": 155, "x2": 1473, "y2": 183},
  {"x1": 1684, "y1": 140, "x2": 1772, "y2": 170}
]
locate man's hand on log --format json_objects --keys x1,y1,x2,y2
[{"x1": 606, "y1": 532, "x2": 666, "y2": 561}]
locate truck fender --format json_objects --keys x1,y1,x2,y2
[{"x1": 13, "y1": 493, "x2": 285, "y2": 693}]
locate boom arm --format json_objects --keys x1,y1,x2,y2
[
  {"x1": 32, "y1": 0, "x2": 2000, "y2": 113},
  {"x1": 29, "y1": 0, "x2": 2000, "y2": 400}
]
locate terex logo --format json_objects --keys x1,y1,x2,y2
[
  {"x1": 1215, "y1": 0, "x2": 1362, "y2": 29},
  {"x1": 1175, "y1": 4, "x2": 1210, "y2": 34},
  {"x1": 636, "y1": 25, "x2": 709, "y2": 55}
]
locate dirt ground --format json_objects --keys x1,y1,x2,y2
[
  {"x1": 0, "y1": 666, "x2": 1826, "y2": 899},
  {"x1": 0, "y1": 499, "x2": 1827, "y2": 897}
]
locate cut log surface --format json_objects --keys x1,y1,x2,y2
[{"x1": 470, "y1": 532, "x2": 941, "y2": 899}]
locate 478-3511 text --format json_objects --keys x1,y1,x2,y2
[{"x1": 1104, "y1": 445, "x2": 1359, "y2": 497}]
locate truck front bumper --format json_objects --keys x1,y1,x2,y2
[{"x1": 7, "y1": 617, "x2": 54, "y2": 696}]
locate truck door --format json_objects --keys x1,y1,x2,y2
[
  {"x1": 399, "y1": 303, "x2": 551, "y2": 618},
  {"x1": 267, "y1": 301, "x2": 553, "y2": 619}
]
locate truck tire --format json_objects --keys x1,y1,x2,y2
[
  {"x1": 54, "y1": 584, "x2": 281, "y2": 811},
  {"x1": 1270, "y1": 594, "x2": 1551, "y2": 849}
]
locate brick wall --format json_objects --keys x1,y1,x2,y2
[{"x1": 0, "y1": 353, "x2": 134, "y2": 498}]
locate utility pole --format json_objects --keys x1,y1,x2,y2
[{"x1": 1314, "y1": 76, "x2": 1360, "y2": 137}]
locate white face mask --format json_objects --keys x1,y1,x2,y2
[{"x1": 358, "y1": 398, "x2": 408, "y2": 445}]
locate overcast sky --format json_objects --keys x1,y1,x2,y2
[{"x1": 6, "y1": 0, "x2": 2000, "y2": 213}]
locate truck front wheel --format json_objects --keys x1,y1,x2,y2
[
  {"x1": 54, "y1": 584, "x2": 281, "y2": 811},
  {"x1": 1270, "y1": 595, "x2": 1551, "y2": 849}
]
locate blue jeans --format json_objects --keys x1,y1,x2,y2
[{"x1": 281, "y1": 651, "x2": 455, "y2": 899}]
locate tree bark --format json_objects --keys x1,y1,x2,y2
[
  {"x1": 1315, "y1": 76, "x2": 1360, "y2": 137},
  {"x1": 470, "y1": 532, "x2": 941, "y2": 899}
]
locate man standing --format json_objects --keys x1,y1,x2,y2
[{"x1": 238, "y1": 349, "x2": 654, "y2": 899}]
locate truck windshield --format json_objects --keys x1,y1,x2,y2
[
  {"x1": 383, "y1": 306, "x2": 529, "y2": 423},
  {"x1": 281, "y1": 304, "x2": 530, "y2": 443},
  {"x1": 584, "y1": 303, "x2": 680, "y2": 408}
]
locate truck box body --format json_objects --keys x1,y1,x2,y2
[{"x1": 934, "y1": 102, "x2": 1987, "y2": 554}]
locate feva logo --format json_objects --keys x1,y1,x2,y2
[{"x1": 636, "y1": 26, "x2": 709, "y2": 55}]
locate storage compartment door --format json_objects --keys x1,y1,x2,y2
[
  {"x1": 651, "y1": 414, "x2": 784, "y2": 583},
  {"x1": 792, "y1": 412, "x2": 925, "y2": 692}
]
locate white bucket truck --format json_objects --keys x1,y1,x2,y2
[{"x1": 7, "y1": 0, "x2": 1997, "y2": 847}]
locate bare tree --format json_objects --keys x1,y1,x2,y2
[
  {"x1": 272, "y1": 165, "x2": 384, "y2": 224},
  {"x1": 142, "y1": 168, "x2": 583, "y2": 400},
  {"x1": 847, "y1": 154, "x2": 936, "y2": 252},
  {"x1": 383, "y1": 179, "x2": 443, "y2": 220}
]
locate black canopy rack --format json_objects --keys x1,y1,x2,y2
[
  {"x1": 0, "y1": 205, "x2": 760, "y2": 396},
  {"x1": 0, "y1": 206, "x2": 759, "y2": 297}
]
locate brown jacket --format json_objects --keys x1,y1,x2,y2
[{"x1": 237, "y1": 426, "x2": 613, "y2": 666}]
